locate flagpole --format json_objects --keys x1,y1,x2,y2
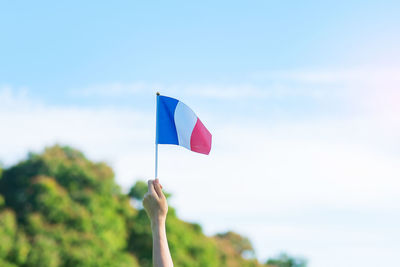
[
  {"x1": 155, "y1": 143, "x2": 158, "y2": 179},
  {"x1": 155, "y1": 92, "x2": 160, "y2": 179}
]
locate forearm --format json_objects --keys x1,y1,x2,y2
[{"x1": 151, "y1": 219, "x2": 173, "y2": 267}]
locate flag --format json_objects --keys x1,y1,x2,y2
[{"x1": 156, "y1": 94, "x2": 212, "y2": 155}]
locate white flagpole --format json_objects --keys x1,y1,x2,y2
[
  {"x1": 155, "y1": 143, "x2": 158, "y2": 179},
  {"x1": 155, "y1": 92, "x2": 160, "y2": 179}
]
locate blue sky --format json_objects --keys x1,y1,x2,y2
[
  {"x1": 2, "y1": 0, "x2": 399, "y2": 98},
  {"x1": 1, "y1": 1, "x2": 400, "y2": 267}
]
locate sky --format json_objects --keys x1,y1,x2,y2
[{"x1": 1, "y1": 1, "x2": 400, "y2": 266}]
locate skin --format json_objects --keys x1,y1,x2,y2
[{"x1": 143, "y1": 179, "x2": 174, "y2": 267}]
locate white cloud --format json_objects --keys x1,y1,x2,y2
[
  {"x1": 68, "y1": 68, "x2": 400, "y2": 119},
  {"x1": 0, "y1": 85, "x2": 34, "y2": 111},
  {"x1": 252, "y1": 67, "x2": 400, "y2": 85}
]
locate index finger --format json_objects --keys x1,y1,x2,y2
[{"x1": 153, "y1": 179, "x2": 164, "y2": 199}]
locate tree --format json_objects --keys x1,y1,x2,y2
[
  {"x1": 0, "y1": 145, "x2": 304, "y2": 267},
  {"x1": 215, "y1": 231, "x2": 255, "y2": 257},
  {"x1": 0, "y1": 145, "x2": 140, "y2": 267},
  {"x1": 266, "y1": 253, "x2": 307, "y2": 267},
  {"x1": 128, "y1": 180, "x2": 148, "y2": 200}
]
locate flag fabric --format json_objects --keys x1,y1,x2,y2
[{"x1": 156, "y1": 95, "x2": 212, "y2": 155}]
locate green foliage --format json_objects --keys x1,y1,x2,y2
[
  {"x1": 216, "y1": 231, "x2": 255, "y2": 257},
  {"x1": 26, "y1": 235, "x2": 60, "y2": 267},
  {"x1": 214, "y1": 231, "x2": 262, "y2": 267},
  {"x1": 0, "y1": 209, "x2": 17, "y2": 258},
  {"x1": 0, "y1": 259, "x2": 18, "y2": 267},
  {"x1": 0, "y1": 194, "x2": 4, "y2": 209},
  {"x1": 8, "y1": 231, "x2": 30, "y2": 265},
  {"x1": 266, "y1": 253, "x2": 307, "y2": 267},
  {"x1": 0, "y1": 145, "x2": 304, "y2": 267},
  {"x1": 0, "y1": 145, "x2": 139, "y2": 267},
  {"x1": 128, "y1": 180, "x2": 148, "y2": 200}
]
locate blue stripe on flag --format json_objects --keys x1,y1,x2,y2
[{"x1": 156, "y1": 95, "x2": 179, "y2": 145}]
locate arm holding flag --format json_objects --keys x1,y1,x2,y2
[{"x1": 143, "y1": 179, "x2": 173, "y2": 267}]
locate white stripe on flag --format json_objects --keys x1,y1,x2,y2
[{"x1": 174, "y1": 101, "x2": 198, "y2": 150}]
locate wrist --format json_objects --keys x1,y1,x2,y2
[{"x1": 151, "y1": 216, "x2": 166, "y2": 229}]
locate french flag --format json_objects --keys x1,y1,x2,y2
[{"x1": 156, "y1": 94, "x2": 212, "y2": 155}]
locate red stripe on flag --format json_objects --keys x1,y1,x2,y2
[{"x1": 190, "y1": 118, "x2": 212, "y2": 155}]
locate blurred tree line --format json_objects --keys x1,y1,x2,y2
[{"x1": 0, "y1": 145, "x2": 306, "y2": 267}]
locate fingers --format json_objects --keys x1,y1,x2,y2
[
  {"x1": 154, "y1": 179, "x2": 164, "y2": 199},
  {"x1": 142, "y1": 193, "x2": 149, "y2": 205},
  {"x1": 147, "y1": 179, "x2": 158, "y2": 198}
]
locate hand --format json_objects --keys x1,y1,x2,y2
[{"x1": 143, "y1": 179, "x2": 168, "y2": 224}]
